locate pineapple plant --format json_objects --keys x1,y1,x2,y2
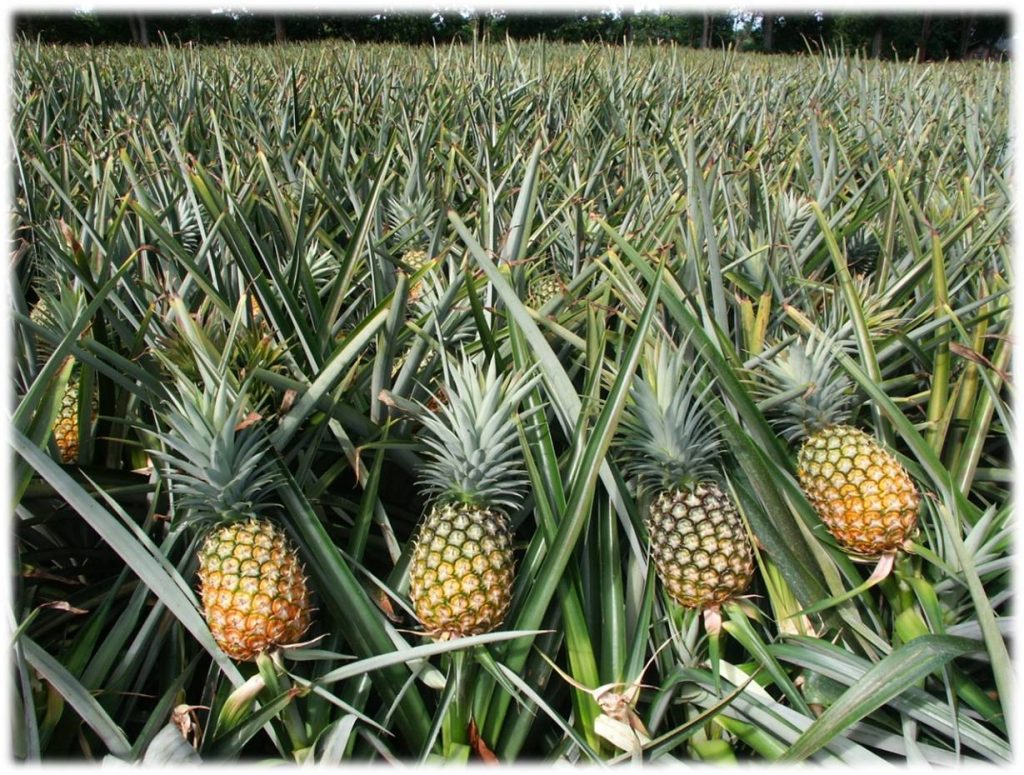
[
  {"x1": 762, "y1": 330, "x2": 920, "y2": 557},
  {"x1": 29, "y1": 288, "x2": 96, "y2": 464},
  {"x1": 525, "y1": 247, "x2": 574, "y2": 311},
  {"x1": 10, "y1": 37, "x2": 1012, "y2": 765},
  {"x1": 616, "y1": 342, "x2": 754, "y2": 624},
  {"x1": 154, "y1": 296, "x2": 288, "y2": 415},
  {"x1": 386, "y1": 189, "x2": 437, "y2": 278},
  {"x1": 153, "y1": 378, "x2": 312, "y2": 661},
  {"x1": 406, "y1": 355, "x2": 538, "y2": 640}
]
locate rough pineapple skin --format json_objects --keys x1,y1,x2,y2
[
  {"x1": 402, "y1": 248, "x2": 431, "y2": 272},
  {"x1": 647, "y1": 483, "x2": 754, "y2": 609},
  {"x1": 33, "y1": 298, "x2": 84, "y2": 464},
  {"x1": 797, "y1": 424, "x2": 919, "y2": 556},
  {"x1": 198, "y1": 519, "x2": 311, "y2": 661},
  {"x1": 409, "y1": 502, "x2": 515, "y2": 640},
  {"x1": 527, "y1": 274, "x2": 561, "y2": 309},
  {"x1": 53, "y1": 379, "x2": 81, "y2": 464}
]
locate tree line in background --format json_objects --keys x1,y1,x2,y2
[{"x1": 14, "y1": 10, "x2": 1010, "y2": 61}]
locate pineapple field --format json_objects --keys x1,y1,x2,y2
[{"x1": 9, "y1": 38, "x2": 1013, "y2": 764}]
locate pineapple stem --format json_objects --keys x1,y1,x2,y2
[
  {"x1": 704, "y1": 606, "x2": 723, "y2": 694},
  {"x1": 258, "y1": 652, "x2": 310, "y2": 756},
  {"x1": 441, "y1": 650, "x2": 471, "y2": 760}
]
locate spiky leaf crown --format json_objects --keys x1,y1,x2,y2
[
  {"x1": 151, "y1": 379, "x2": 281, "y2": 525},
  {"x1": 761, "y1": 330, "x2": 853, "y2": 441},
  {"x1": 386, "y1": 189, "x2": 436, "y2": 249},
  {"x1": 29, "y1": 283, "x2": 87, "y2": 329},
  {"x1": 778, "y1": 191, "x2": 814, "y2": 236},
  {"x1": 528, "y1": 246, "x2": 572, "y2": 284},
  {"x1": 617, "y1": 342, "x2": 721, "y2": 492},
  {"x1": 817, "y1": 277, "x2": 903, "y2": 339},
  {"x1": 415, "y1": 356, "x2": 538, "y2": 511},
  {"x1": 28, "y1": 283, "x2": 89, "y2": 365}
]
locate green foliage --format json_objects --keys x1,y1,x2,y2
[{"x1": 11, "y1": 37, "x2": 1011, "y2": 765}]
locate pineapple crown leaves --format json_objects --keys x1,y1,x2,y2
[
  {"x1": 29, "y1": 282, "x2": 89, "y2": 334},
  {"x1": 27, "y1": 282, "x2": 91, "y2": 366},
  {"x1": 150, "y1": 377, "x2": 282, "y2": 525},
  {"x1": 777, "y1": 191, "x2": 815, "y2": 234},
  {"x1": 299, "y1": 239, "x2": 343, "y2": 291},
  {"x1": 758, "y1": 328, "x2": 854, "y2": 441},
  {"x1": 616, "y1": 340, "x2": 721, "y2": 493},
  {"x1": 385, "y1": 189, "x2": 437, "y2": 249},
  {"x1": 818, "y1": 275, "x2": 905, "y2": 339},
  {"x1": 153, "y1": 294, "x2": 286, "y2": 413},
  {"x1": 414, "y1": 355, "x2": 541, "y2": 511}
]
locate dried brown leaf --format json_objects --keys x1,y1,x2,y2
[
  {"x1": 468, "y1": 719, "x2": 499, "y2": 764},
  {"x1": 234, "y1": 411, "x2": 263, "y2": 431}
]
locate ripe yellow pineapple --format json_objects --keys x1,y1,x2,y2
[
  {"x1": 154, "y1": 378, "x2": 312, "y2": 661},
  {"x1": 198, "y1": 518, "x2": 310, "y2": 662},
  {"x1": 617, "y1": 343, "x2": 754, "y2": 617},
  {"x1": 53, "y1": 377, "x2": 83, "y2": 463},
  {"x1": 764, "y1": 331, "x2": 920, "y2": 556},
  {"x1": 407, "y1": 356, "x2": 537, "y2": 640}
]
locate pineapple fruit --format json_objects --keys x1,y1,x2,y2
[
  {"x1": 407, "y1": 356, "x2": 538, "y2": 640},
  {"x1": 646, "y1": 483, "x2": 754, "y2": 610},
  {"x1": 29, "y1": 291, "x2": 96, "y2": 464},
  {"x1": 198, "y1": 518, "x2": 310, "y2": 662},
  {"x1": 526, "y1": 272, "x2": 562, "y2": 310},
  {"x1": 52, "y1": 377, "x2": 84, "y2": 463},
  {"x1": 409, "y1": 503, "x2": 515, "y2": 640},
  {"x1": 764, "y1": 331, "x2": 920, "y2": 556},
  {"x1": 617, "y1": 343, "x2": 754, "y2": 614},
  {"x1": 401, "y1": 248, "x2": 432, "y2": 273},
  {"x1": 154, "y1": 379, "x2": 312, "y2": 661},
  {"x1": 155, "y1": 295, "x2": 287, "y2": 414}
]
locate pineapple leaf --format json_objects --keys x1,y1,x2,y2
[
  {"x1": 618, "y1": 339, "x2": 721, "y2": 492},
  {"x1": 416, "y1": 355, "x2": 540, "y2": 510},
  {"x1": 151, "y1": 377, "x2": 282, "y2": 524}
]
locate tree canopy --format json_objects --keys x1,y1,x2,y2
[{"x1": 14, "y1": 10, "x2": 1010, "y2": 61}]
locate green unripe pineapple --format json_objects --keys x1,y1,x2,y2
[
  {"x1": 526, "y1": 272, "x2": 562, "y2": 309},
  {"x1": 155, "y1": 295, "x2": 287, "y2": 413},
  {"x1": 618, "y1": 343, "x2": 754, "y2": 612},
  {"x1": 401, "y1": 248, "x2": 432, "y2": 272},
  {"x1": 408, "y1": 356, "x2": 537, "y2": 640}
]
